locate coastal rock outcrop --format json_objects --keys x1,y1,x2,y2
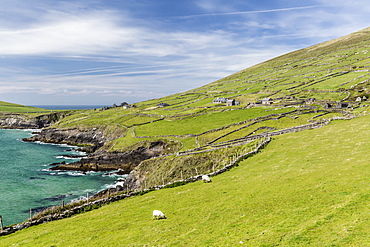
[
  {"x1": 49, "y1": 140, "x2": 169, "y2": 172},
  {"x1": 0, "y1": 113, "x2": 63, "y2": 129},
  {"x1": 23, "y1": 127, "x2": 177, "y2": 191},
  {"x1": 23, "y1": 128, "x2": 107, "y2": 152}
]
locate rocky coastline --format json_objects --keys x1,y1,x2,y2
[
  {"x1": 0, "y1": 114, "x2": 175, "y2": 231},
  {"x1": 0, "y1": 112, "x2": 67, "y2": 129},
  {"x1": 0, "y1": 113, "x2": 172, "y2": 176},
  {"x1": 22, "y1": 128, "x2": 170, "y2": 173}
]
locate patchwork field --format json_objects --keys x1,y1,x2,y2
[
  {"x1": 1, "y1": 27, "x2": 370, "y2": 246},
  {"x1": 1, "y1": 114, "x2": 369, "y2": 246}
]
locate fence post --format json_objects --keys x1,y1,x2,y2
[
  {"x1": 29, "y1": 209, "x2": 32, "y2": 220},
  {"x1": 0, "y1": 215, "x2": 3, "y2": 230}
]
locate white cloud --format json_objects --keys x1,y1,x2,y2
[
  {"x1": 0, "y1": 12, "x2": 128, "y2": 55},
  {"x1": 1, "y1": 0, "x2": 370, "y2": 105},
  {"x1": 0, "y1": 6, "x2": 239, "y2": 61}
]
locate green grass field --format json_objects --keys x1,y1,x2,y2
[
  {"x1": 0, "y1": 101, "x2": 48, "y2": 113},
  {"x1": 1, "y1": 114, "x2": 369, "y2": 246},
  {"x1": 12, "y1": 28, "x2": 367, "y2": 155},
  {"x1": 1, "y1": 27, "x2": 370, "y2": 246}
]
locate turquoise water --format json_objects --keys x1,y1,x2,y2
[{"x1": 0, "y1": 129, "x2": 120, "y2": 226}]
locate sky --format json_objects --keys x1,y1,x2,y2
[{"x1": 0, "y1": 0, "x2": 369, "y2": 106}]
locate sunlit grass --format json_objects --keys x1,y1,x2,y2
[{"x1": 2, "y1": 115, "x2": 369, "y2": 246}]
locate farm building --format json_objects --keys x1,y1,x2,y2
[
  {"x1": 356, "y1": 96, "x2": 368, "y2": 102},
  {"x1": 226, "y1": 99, "x2": 240, "y2": 106},
  {"x1": 336, "y1": 102, "x2": 349, "y2": 109},
  {"x1": 213, "y1": 97, "x2": 228, "y2": 104},
  {"x1": 261, "y1": 98, "x2": 273, "y2": 105},
  {"x1": 324, "y1": 103, "x2": 332, "y2": 108},
  {"x1": 157, "y1": 103, "x2": 170, "y2": 108}
]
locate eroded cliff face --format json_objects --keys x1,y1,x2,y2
[
  {"x1": 6, "y1": 116, "x2": 175, "y2": 190},
  {"x1": 0, "y1": 112, "x2": 66, "y2": 129},
  {"x1": 24, "y1": 128, "x2": 172, "y2": 175},
  {"x1": 50, "y1": 141, "x2": 169, "y2": 173},
  {"x1": 24, "y1": 128, "x2": 107, "y2": 152}
]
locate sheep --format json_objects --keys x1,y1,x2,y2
[
  {"x1": 202, "y1": 175, "x2": 212, "y2": 183},
  {"x1": 115, "y1": 181, "x2": 125, "y2": 188},
  {"x1": 115, "y1": 178, "x2": 125, "y2": 188},
  {"x1": 152, "y1": 210, "x2": 166, "y2": 220}
]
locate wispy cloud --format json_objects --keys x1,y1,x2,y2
[
  {"x1": 180, "y1": 5, "x2": 321, "y2": 18},
  {"x1": 0, "y1": 11, "x2": 129, "y2": 55},
  {"x1": 0, "y1": 0, "x2": 369, "y2": 105},
  {"x1": 0, "y1": 7, "x2": 237, "y2": 59}
]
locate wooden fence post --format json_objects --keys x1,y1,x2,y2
[{"x1": 0, "y1": 215, "x2": 3, "y2": 230}]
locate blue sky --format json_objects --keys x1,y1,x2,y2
[{"x1": 0, "y1": 0, "x2": 369, "y2": 105}]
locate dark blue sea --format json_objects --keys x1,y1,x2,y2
[{"x1": 0, "y1": 129, "x2": 122, "y2": 226}]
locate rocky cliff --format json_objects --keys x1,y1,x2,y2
[
  {"x1": 24, "y1": 128, "x2": 173, "y2": 175},
  {"x1": 2, "y1": 113, "x2": 176, "y2": 190},
  {"x1": 23, "y1": 128, "x2": 107, "y2": 152},
  {"x1": 0, "y1": 112, "x2": 66, "y2": 129},
  {"x1": 49, "y1": 141, "x2": 169, "y2": 173}
]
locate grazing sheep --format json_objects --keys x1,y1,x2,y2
[
  {"x1": 115, "y1": 178, "x2": 125, "y2": 188},
  {"x1": 202, "y1": 175, "x2": 212, "y2": 183},
  {"x1": 152, "y1": 210, "x2": 166, "y2": 220},
  {"x1": 115, "y1": 181, "x2": 124, "y2": 188}
]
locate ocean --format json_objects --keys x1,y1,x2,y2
[{"x1": 0, "y1": 129, "x2": 121, "y2": 226}]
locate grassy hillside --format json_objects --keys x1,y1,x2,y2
[
  {"x1": 48, "y1": 27, "x2": 370, "y2": 153},
  {"x1": 46, "y1": 28, "x2": 370, "y2": 188},
  {"x1": 0, "y1": 101, "x2": 49, "y2": 113},
  {"x1": 1, "y1": 114, "x2": 369, "y2": 246},
  {"x1": 1, "y1": 27, "x2": 370, "y2": 245}
]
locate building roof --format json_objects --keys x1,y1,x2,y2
[
  {"x1": 262, "y1": 98, "x2": 273, "y2": 101},
  {"x1": 213, "y1": 97, "x2": 228, "y2": 103}
]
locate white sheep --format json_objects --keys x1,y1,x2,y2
[
  {"x1": 202, "y1": 175, "x2": 212, "y2": 183},
  {"x1": 115, "y1": 181, "x2": 124, "y2": 188},
  {"x1": 152, "y1": 210, "x2": 166, "y2": 220}
]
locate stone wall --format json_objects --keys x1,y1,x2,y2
[{"x1": 0, "y1": 136, "x2": 272, "y2": 237}]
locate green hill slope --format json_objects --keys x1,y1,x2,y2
[
  {"x1": 1, "y1": 27, "x2": 370, "y2": 245},
  {"x1": 50, "y1": 27, "x2": 370, "y2": 146},
  {"x1": 40, "y1": 27, "x2": 370, "y2": 190},
  {"x1": 0, "y1": 101, "x2": 47, "y2": 113},
  {"x1": 1, "y1": 114, "x2": 369, "y2": 246}
]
